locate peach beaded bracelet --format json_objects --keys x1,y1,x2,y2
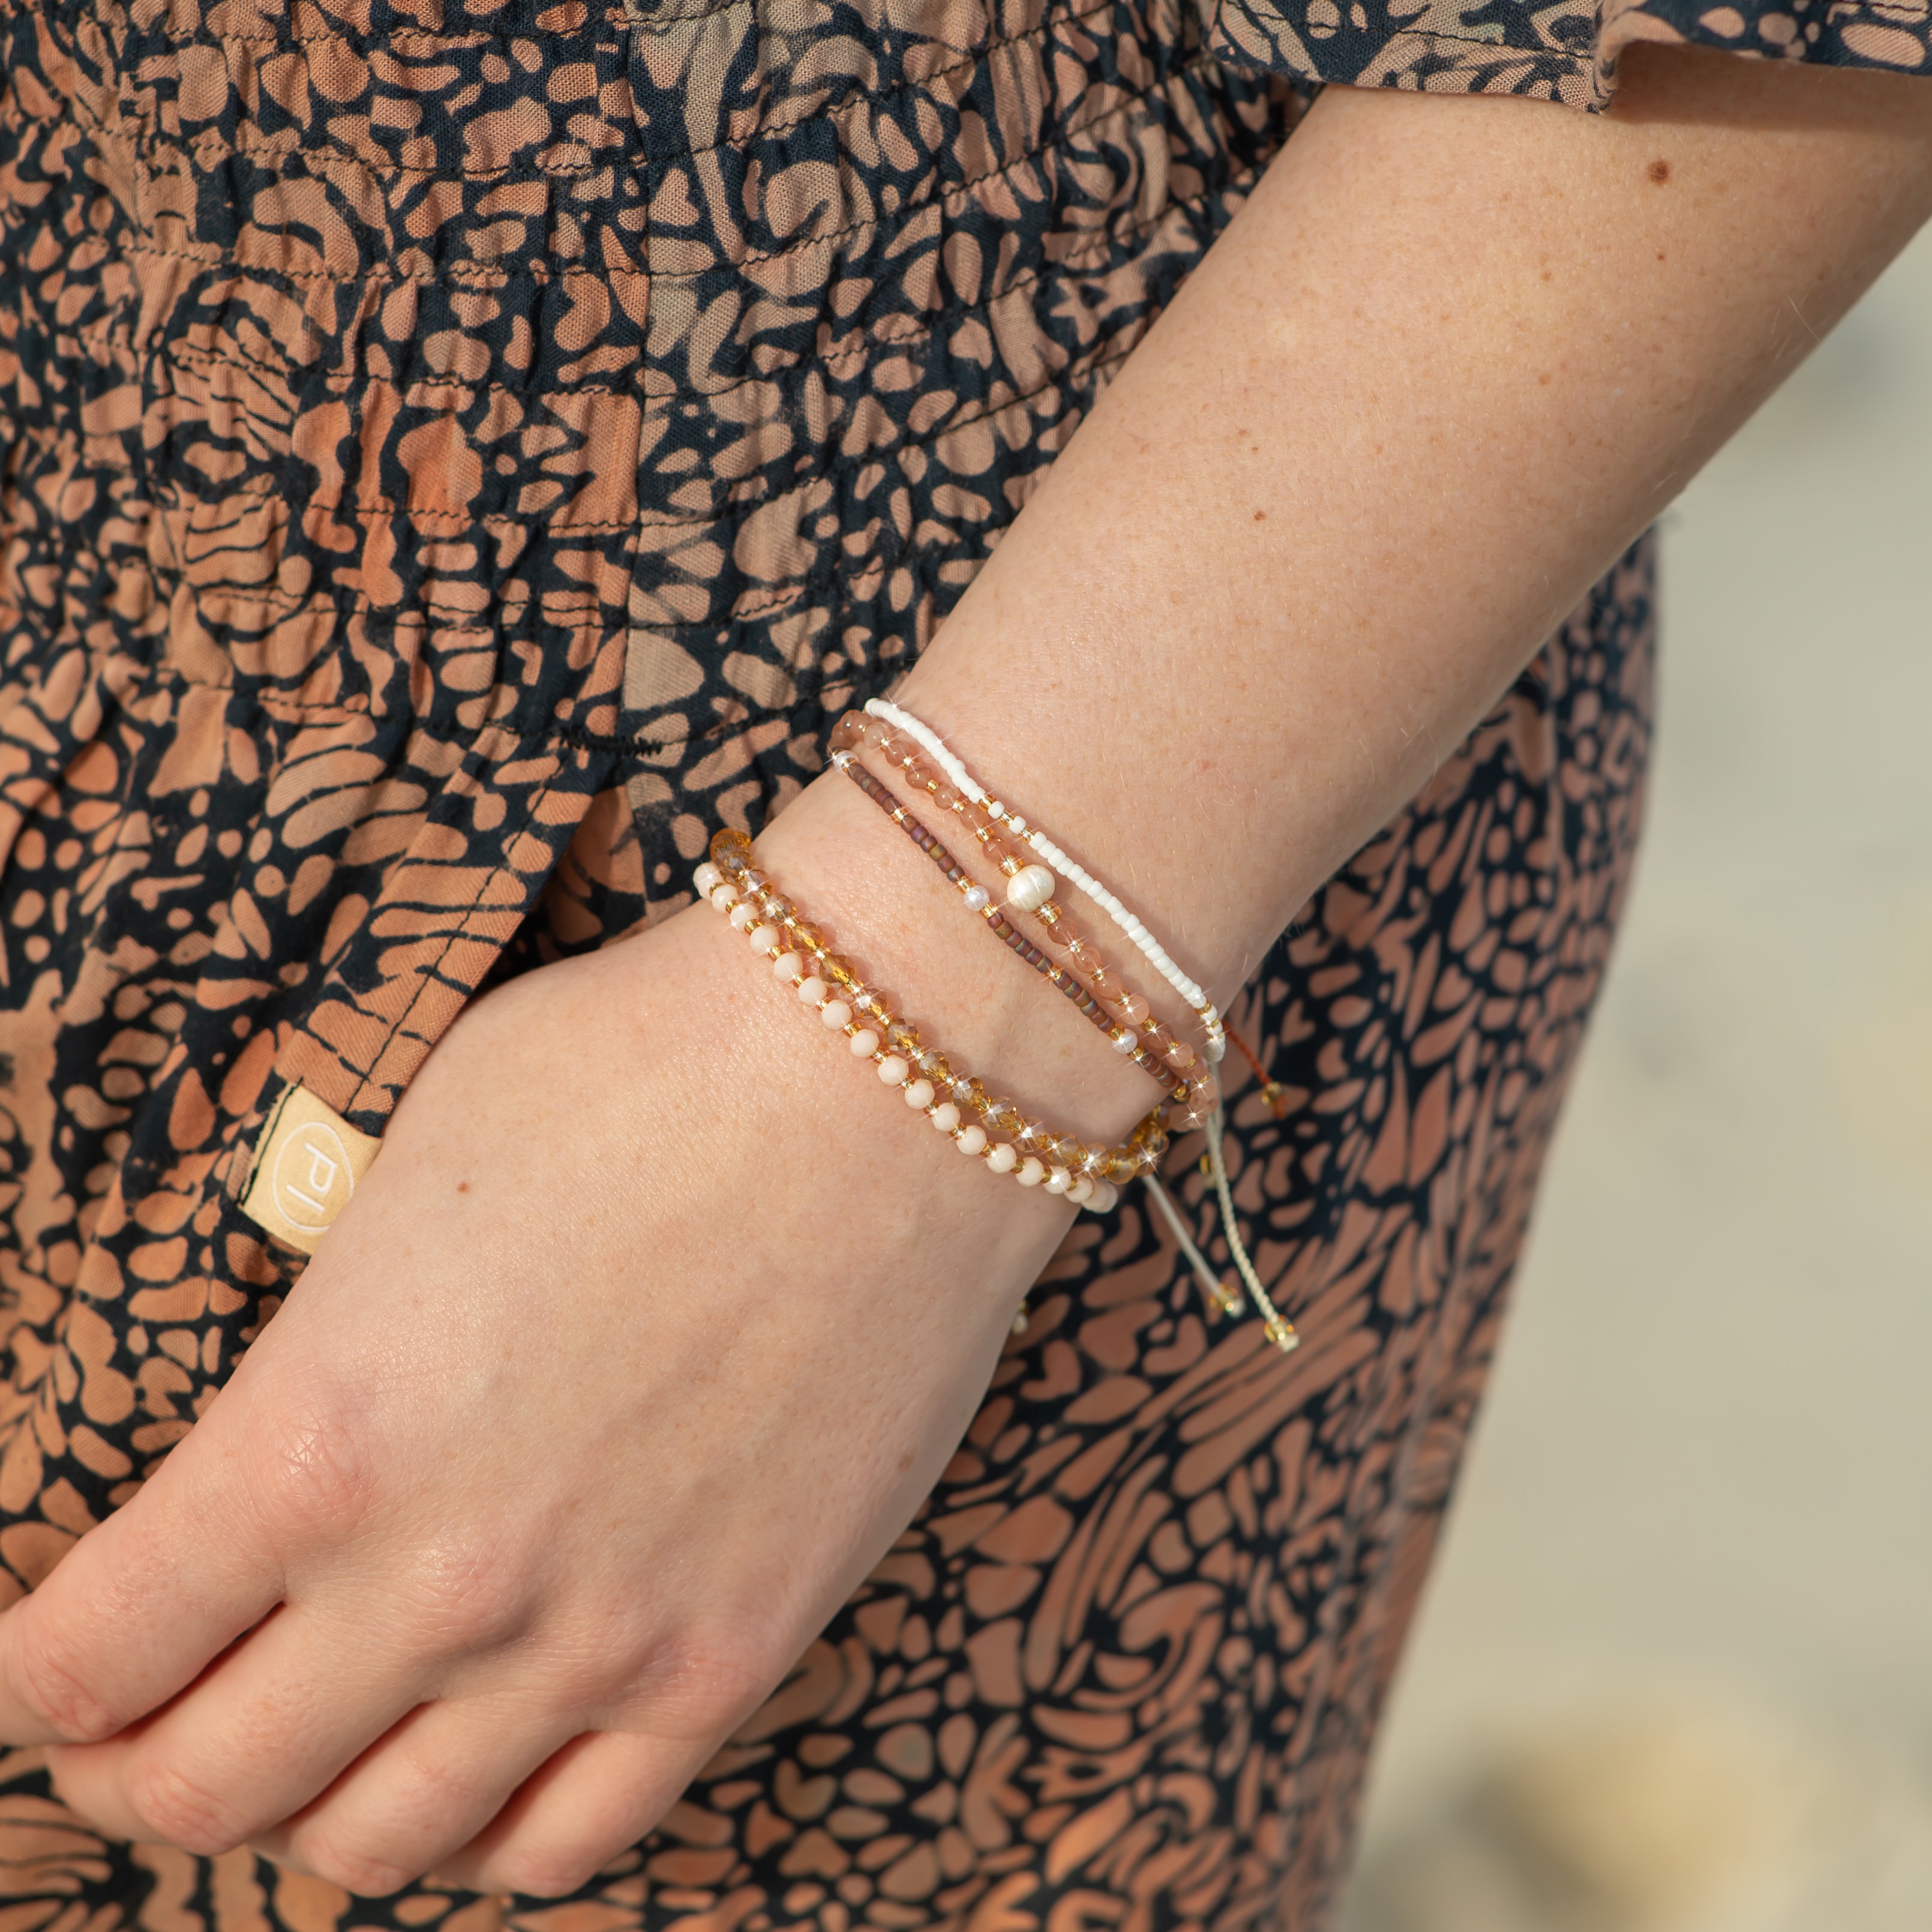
[
  {"x1": 832, "y1": 748, "x2": 1205, "y2": 1115},
  {"x1": 695, "y1": 832, "x2": 1169, "y2": 1210},
  {"x1": 830, "y1": 712, "x2": 1216, "y2": 1129},
  {"x1": 862, "y1": 697, "x2": 1226, "y2": 1064}
]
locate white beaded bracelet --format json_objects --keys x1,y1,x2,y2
[{"x1": 863, "y1": 697, "x2": 1225, "y2": 1063}]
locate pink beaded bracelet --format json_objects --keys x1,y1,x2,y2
[{"x1": 831, "y1": 712, "x2": 1217, "y2": 1130}]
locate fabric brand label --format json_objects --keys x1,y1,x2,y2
[{"x1": 239, "y1": 1084, "x2": 382, "y2": 1255}]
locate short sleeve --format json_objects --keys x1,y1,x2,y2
[{"x1": 1205, "y1": 0, "x2": 1932, "y2": 109}]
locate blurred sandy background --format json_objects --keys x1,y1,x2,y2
[{"x1": 1338, "y1": 226, "x2": 1932, "y2": 1931}]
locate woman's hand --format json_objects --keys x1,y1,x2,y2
[{"x1": 0, "y1": 779, "x2": 1127, "y2": 1893}]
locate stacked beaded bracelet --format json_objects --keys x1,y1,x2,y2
[
  {"x1": 831, "y1": 712, "x2": 1217, "y2": 1130},
  {"x1": 863, "y1": 697, "x2": 1226, "y2": 1064},
  {"x1": 839, "y1": 703, "x2": 1298, "y2": 1355},
  {"x1": 697, "y1": 831, "x2": 1169, "y2": 1209},
  {"x1": 833, "y1": 749, "x2": 1206, "y2": 1117}
]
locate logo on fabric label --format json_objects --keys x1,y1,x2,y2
[{"x1": 240, "y1": 1085, "x2": 382, "y2": 1255}]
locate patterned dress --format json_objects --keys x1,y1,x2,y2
[{"x1": 0, "y1": 0, "x2": 1920, "y2": 1925}]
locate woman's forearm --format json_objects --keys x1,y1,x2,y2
[{"x1": 758, "y1": 47, "x2": 1932, "y2": 1140}]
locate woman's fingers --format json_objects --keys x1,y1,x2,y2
[
  {"x1": 0, "y1": 1426, "x2": 284, "y2": 1747},
  {"x1": 250, "y1": 1697, "x2": 582, "y2": 1897},
  {"x1": 430, "y1": 1729, "x2": 716, "y2": 1899},
  {"x1": 43, "y1": 1601, "x2": 431, "y2": 1858}
]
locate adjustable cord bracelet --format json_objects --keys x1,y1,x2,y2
[
  {"x1": 842, "y1": 706, "x2": 1296, "y2": 1355},
  {"x1": 695, "y1": 832, "x2": 1169, "y2": 1211},
  {"x1": 863, "y1": 697, "x2": 1226, "y2": 1064}
]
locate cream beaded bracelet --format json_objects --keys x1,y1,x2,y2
[
  {"x1": 863, "y1": 696, "x2": 1226, "y2": 1063},
  {"x1": 695, "y1": 832, "x2": 1170, "y2": 1213}
]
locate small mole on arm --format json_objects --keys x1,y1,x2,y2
[
  {"x1": 457, "y1": 1180, "x2": 470, "y2": 1193},
  {"x1": 1253, "y1": 509, "x2": 1267, "y2": 521},
  {"x1": 1647, "y1": 158, "x2": 1671, "y2": 184}
]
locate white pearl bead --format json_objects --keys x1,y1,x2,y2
[
  {"x1": 1067, "y1": 1177, "x2": 1093, "y2": 1205},
  {"x1": 986, "y1": 1144, "x2": 1017, "y2": 1174},
  {"x1": 877, "y1": 1054, "x2": 909, "y2": 1084},
  {"x1": 769, "y1": 949, "x2": 801, "y2": 980},
  {"x1": 693, "y1": 862, "x2": 721, "y2": 895},
  {"x1": 752, "y1": 928, "x2": 784, "y2": 958},
  {"x1": 1204, "y1": 1037, "x2": 1226, "y2": 1063},
  {"x1": 1015, "y1": 1157, "x2": 1045, "y2": 1187},
  {"x1": 962, "y1": 885, "x2": 989, "y2": 913},
  {"x1": 709, "y1": 884, "x2": 740, "y2": 912},
  {"x1": 796, "y1": 976, "x2": 827, "y2": 1005},
  {"x1": 956, "y1": 1124, "x2": 987, "y2": 1156},
  {"x1": 904, "y1": 1079, "x2": 935, "y2": 1109},
  {"x1": 820, "y1": 1000, "x2": 852, "y2": 1029},
  {"x1": 1005, "y1": 863, "x2": 1056, "y2": 913},
  {"x1": 1086, "y1": 1180, "x2": 1117, "y2": 1213},
  {"x1": 930, "y1": 1102, "x2": 960, "y2": 1133},
  {"x1": 850, "y1": 1028, "x2": 880, "y2": 1057},
  {"x1": 1110, "y1": 1029, "x2": 1134, "y2": 1054},
  {"x1": 1044, "y1": 1167, "x2": 1072, "y2": 1195},
  {"x1": 727, "y1": 899, "x2": 758, "y2": 931}
]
